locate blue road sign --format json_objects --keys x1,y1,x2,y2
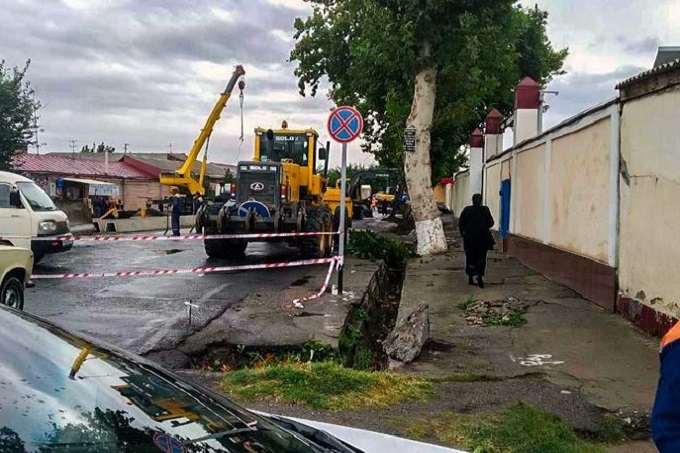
[
  {"x1": 327, "y1": 106, "x2": 364, "y2": 143},
  {"x1": 153, "y1": 433, "x2": 187, "y2": 453}
]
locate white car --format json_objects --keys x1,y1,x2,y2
[
  {"x1": 0, "y1": 304, "x2": 465, "y2": 452},
  {"x1": 0, "y1": 245, "x2": 33, "y2": 310},
  {"x1": 0, "y1": 170, "x2": 73, "y2": 263}
]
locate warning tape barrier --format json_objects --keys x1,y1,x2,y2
[
  {"x1": 292, "y1": 260, "x2": 336, "y2": 309},
  {"x1": 3, "y1": 230, "x2": 341, "y2": 243},
  {"x1": 31, "y1": 257, "x2": 339, "y2": 280}
]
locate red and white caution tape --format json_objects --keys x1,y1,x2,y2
[
  {"x1": 292, "y1": 260, "x2": 336, "y2": 309},
  {"x1": 31, "y1": 257, "x2": 338, "y2": 280},
  {"x1": 3, "y1": 231, "x2": 339, "y2": 242}
]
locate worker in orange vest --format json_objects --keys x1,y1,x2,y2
[{"x1": 652, "y1": 321, "x2": 680, "y2": 451}]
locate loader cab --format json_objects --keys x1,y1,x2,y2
[{"x1": 254, "y1": 125, "x2": 325, "y2": 200}]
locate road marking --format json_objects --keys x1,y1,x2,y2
[{"x1": 510, "y1": 353, "x2": 565, "y2": 367}]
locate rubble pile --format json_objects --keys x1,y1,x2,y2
[{"x1": 463, "y1": 297, "x2": 527, "y2": 326}]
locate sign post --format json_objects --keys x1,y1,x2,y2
[{"x1": 327, "y1": 106, "x2": 364, "y2": 294}]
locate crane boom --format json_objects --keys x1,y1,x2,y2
[{"x1": 160, "y1": 64, "x2": 245, "y2": 195}]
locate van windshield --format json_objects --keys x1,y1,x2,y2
[{"x1": 16, "y1": 181, "x2": 57, "y2": 211}]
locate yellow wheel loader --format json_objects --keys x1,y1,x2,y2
[{"x1": 196, "y1": 122, "x2": 352, "y2": 259}]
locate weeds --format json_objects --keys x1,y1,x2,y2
[
  {"x1": 484, "y1": 308, "x2": 527, "y2": 327},
  {"x1": 347, "y1": 229, "x2": 413, "y2": 262},
  {"x1": 223, "y1": 361, "x2": 432, "y2": 410},
  {"x1": 457, "y1": 296, "x2": 476, "y2": 311},
  {"x1": 396, "y1": 403, "x2": 604, "y2": 453}
]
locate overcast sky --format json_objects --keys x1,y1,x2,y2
[{"x1": 0, "y1": 0, "x2": 677, "y2": 166}]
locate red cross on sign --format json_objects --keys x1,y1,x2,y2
[{"x1": 327, "y1": 106, "x2": 363, "y2": 143}]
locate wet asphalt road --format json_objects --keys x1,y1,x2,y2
[{"x1": 23, "y1": 237, "x2": 326, "y2": 358}]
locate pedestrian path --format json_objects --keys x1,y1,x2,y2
[{"x1": 399, "y1": 215, "x2": 658, "y2": 415}]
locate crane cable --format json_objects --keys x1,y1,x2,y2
[{"x1": 236, "y1": 85, "x2": 245, "y2": 160}]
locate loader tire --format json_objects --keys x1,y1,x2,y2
[
  {"x1": 300, "y1": 207, "x2": 332, "y2": 259},
  {"x1": 204, "y1": 238, "x2": 247, "y2": 259}
]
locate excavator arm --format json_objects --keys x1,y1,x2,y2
[{"x1": 160, "y1": 65, "x2": 246, "y2": 195}]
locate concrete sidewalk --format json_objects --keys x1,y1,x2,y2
[{"x1": 392, "y1": 215, "x2": 659, "y2": 446}]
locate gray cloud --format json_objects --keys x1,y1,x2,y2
[
  {"x1": 541, "y1": 65, "x2": 646, "y2": 128},
  {"x1": 616, "y1": 36, "x2": 661, "y2": 56},
  {"x1": 1, "y1": 0, "x2": 670, "y2": 168}
]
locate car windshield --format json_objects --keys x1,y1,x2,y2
[
  {"x1": 16, "y1": 181, "x2": 57, "y2": 211},
  {"x1": 260, "y1": 134, "x2": 309, "y2": 166},
  {"x1": 0, "y1": 307, "x2": 332, "y2": 453}
]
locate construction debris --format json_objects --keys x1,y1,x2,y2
[{"x1": 463, "y1": 297, "x2": 528, "y2": 327}]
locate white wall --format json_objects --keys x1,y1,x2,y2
[{"x1": 619, "y1": 84, "x2": 680, "y2": 317}]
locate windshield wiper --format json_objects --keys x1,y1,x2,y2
[
  {"x1": 185, "y1": 421, "x2": 260, "y2": 444},
  {"x1": 266, "y1": 415, "x2": 362, "y2": 453}
]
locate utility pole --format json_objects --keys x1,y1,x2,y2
[
  {"x1": 123, "y1": 143, "x2": 129, "y2": 155},
  {"x1": 70, "y1": 140, "x2": 78, "y2": 159},
  {"x1": 538, "y1": 89, "x2": 559, "y2": 133}
]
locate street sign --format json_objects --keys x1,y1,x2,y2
[
  {"x1": 327, "y1": 106, "x2": 363, "y2": 143},
  {"x1": 404, "y1": 126, "x2": 416, "y2": 152}
]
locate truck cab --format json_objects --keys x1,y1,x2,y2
[{"x1": 0, "y1": 171, "x2": 73, "y2": 263}]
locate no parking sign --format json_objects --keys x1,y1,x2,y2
[{"x1": 327, "y1": 106, "x2": 363, "y2": 143}]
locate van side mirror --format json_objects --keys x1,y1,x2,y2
[
  {"x1": 9, "y1": 190, "x2": 22, "y2": 208},
  {"x1": 318, "y1": 147, "x2": 327, "y2": 160}
]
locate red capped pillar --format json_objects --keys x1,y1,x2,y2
[
  {"x1": 514, "y1": 77, "x2": 540, "y2": 144},
  {"x1": 469, "y1": 128, "x2": 484, "y2": 198},
  {"x1": 484, "y1": 108, "x2": 503, "y2": 160}
]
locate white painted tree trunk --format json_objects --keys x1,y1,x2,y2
[{"x1": 405, "y1": 65, "x2": 448, "y2": 256}]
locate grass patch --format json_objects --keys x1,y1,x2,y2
[
  {"x1": 395, "y1": 403, "x2": 604, "y2": 453},
  {"x1": 457, "y1": 296, "x2": 476, "y2": 311},
  {"x1": 484, "y1": 308, "x2": 527, "y2": 327},
  {"x1": 428, "y1": 373, "x2": 504, "y2": 384},
  {"x1": 223, "y1": 361, "x2": 432, "y2": 410},
  {"x1": 594, "y1": 414, "x2": 626, "y2": 443}
]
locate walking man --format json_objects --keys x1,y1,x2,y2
[
  {"x1": 652, "y1": 321, "x2": 680, "y2": 451},
  {"x1": 171, "y1": 187, "x2": 182, "y2": 236},
  {"x1": 458, "y1": 193, "x2": 495, "y2": 288}
]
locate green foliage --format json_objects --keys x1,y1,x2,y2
[
  {"x1": 81, "y1": 142, "x2": 115, "y2": 153},
  {"x1": 223, "y1": 168, "x2": 235, "y2": 184},
  {"x1": 399, "y1": 403, "x2": 603, "y2": 453},
  {"x1": 0, "y1": 59, "x2": 41, "y2": 170},
  {"x1": 291, "y1": 1, "x2": 567, "y2": 183},
  {"x1": 484, "y1": 308, "x2": 527, "y2": 327},
  {"x1": 223, "y1": 361, "x2": 431, "y2": 410},
  {"x1": 347, "y1": 230, "x2": 414, "y2": 262},
  {"x1": 353, "y1": 345, "x2": 375, "y2": 371},
  {"x1": 457, "y1": 296, "x2": 476, "y2": 311},
  {"x1": 595, "y1": 414, "x2": 626, "y2": 443}
]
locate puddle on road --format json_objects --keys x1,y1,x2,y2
[
  {"x1": 290, "y1": 276, "x2": 312, "y2": 286},
  {"x1": 163, "y1": 249, "x2": 185, "y2": 255}
]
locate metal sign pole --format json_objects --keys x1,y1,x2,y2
[{"x1": 338, "y1": 142, "x2": 348, "y2": 293}]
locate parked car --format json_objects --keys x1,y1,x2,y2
[
  {"x1": 0, "y1": 170, "x2": 73, "y2": 263},
  {"x1": 0, "y1": 245, "x2": 33, "y2": 310},
  {"x1": 0, "y1": 305, "x2": 463, "y2": 452}
]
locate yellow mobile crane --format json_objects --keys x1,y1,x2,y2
[{"x1": 159, "y1": 65, "x2": 246, "y2": 195}]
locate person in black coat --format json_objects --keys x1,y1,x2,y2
[{"x1": 458, "y1": 193, "x2": 495, "y2": 288}]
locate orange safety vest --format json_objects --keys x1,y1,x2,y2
[{"x1": 661, "y1": 321, "x2": 680, "y2": 351}]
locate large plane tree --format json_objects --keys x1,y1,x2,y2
[{"x1": 290, "y1": 1, "x2": 566, "y2": 255}]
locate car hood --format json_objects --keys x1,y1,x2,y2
[{"x1": 254, "y1": 412, "x2": 466, "y2": 453}]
